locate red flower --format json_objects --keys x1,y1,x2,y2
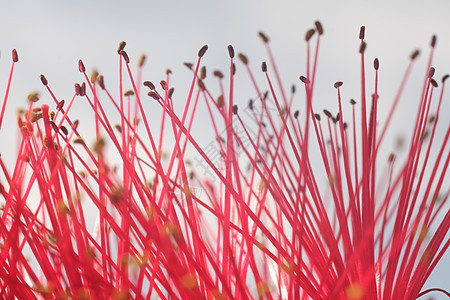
[{"x1": 0, "y1": 23, "x2": 449, "y2": 299}]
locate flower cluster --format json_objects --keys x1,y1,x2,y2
[{"x1": 0, "y1": 22, "x2": 449, "y2": 299}]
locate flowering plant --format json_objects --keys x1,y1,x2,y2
[{"x1": 0, "y1": 22, "x2": 449, "y2": 299}]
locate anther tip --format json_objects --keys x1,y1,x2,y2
[
  {"x1": 359, "y1": 26, "x2": 365, "y2": 40},
  {"x1": 97, "y1": 75, "x2": 105, "y2": 90},
  {"x1": 198, "y1": 45, "x2": 208, "y2": 57},
  {"x1": 261, "y1": 62, "x2": 267, "y2": 73},
  {"x1": 334, "y1": 81, "x2": 343, "y2": 89},
  {"x1": 430, "y1": 78, "x2": 438, "y2": 88},
  {"x1": 410, "y1": 49, "x2": 420, "y2": 60},
  {"x1": 299, "y1": 76, "x2": 310, "y2": 84},
  {"x1": 12, "y1": 49, "x2": 18, "y2": 63},
  {"x1": 258, "y1": 31, "x2": 270, "y2": 43},
  {"x1": 183, "y1": 62, "x2": 193, "y2": 70},
  {"x1": 359, "y1": 42, "x2": 367, "y2": 54},
  {"x1": 117, "y1": 41, "x2": 126, "y2": 54},
  {"x1": 431, "y1": 35, "x2": 437, "y2": 48},
  {"x1": 315, "y1": 21, "x2": 324, "y2": 35},
  {"x1": 227, "y1": 45, "x2": 235, "y2": 58},
  {"x1": 428, "y1": 67, "x2": 435, "y2": 78},
  {"x1": 200, "y1": 66, "x2": 206, "y2": 79},
  {"x1": 143, "y1": 81, "x2": 155, "y2": 90},
  {"x1": 374, "y1": 58, "x2": 379, "y2": 70},
  {"x1": 305, "y1": 29, "x2": 315, "y2": 42},
  {"x1": 78, "y1": 59, "x2": 85, "y2": 73},
  {"x1": 40, "y1": 74, "x2": 48, "y2": 86},
  {"x1": 238, "y1": 53, "x2": 249, "y2": 65},
  {"x1": 138, "y1": 54, "x2": 146, "y2": 67},
  {"x1": 213, "y1": 70, "x2": 224, "y2": 79}
]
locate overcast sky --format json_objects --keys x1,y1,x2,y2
[{"x1": 0, "y1": 0, "x2": 449, "y2": 297}]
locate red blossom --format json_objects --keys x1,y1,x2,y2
[{"x1": 0, "y1": 23, "x2": 449, "y2": 299}]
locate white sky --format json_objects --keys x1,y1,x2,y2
[{"x1": 0, "y1": 0, "x2": 449, "y2": 297}]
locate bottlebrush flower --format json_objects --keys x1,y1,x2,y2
[{"x1": 0, "y1": 22, "x2": 449, "y2": 299}]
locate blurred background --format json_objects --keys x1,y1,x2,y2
[{"x1": 0, "y1": 0, "x2": 449, "y2": 297}]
